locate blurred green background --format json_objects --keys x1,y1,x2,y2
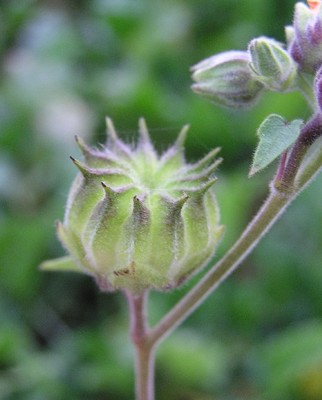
[{"x1": 1, "y1": 0, "x2": 322, "y2": 399}]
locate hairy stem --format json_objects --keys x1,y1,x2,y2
[
  {"x1": 126, "y1": 291, "x2": 155, "y2": 400},
  {"x1": 133, "y1": 344, "x2": 155, "y2": 400}
]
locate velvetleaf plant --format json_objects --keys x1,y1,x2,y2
[{"x1": 42, "y1": 1, "x2": 322, "y2": 399}]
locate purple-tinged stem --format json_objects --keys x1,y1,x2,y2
[
  {"x1": 275, "y1": 150, "x2": 288, "y2": 183},
  {"x1": 275, "y1": 114, "x2": 322, "y2": 191},
  {"x1": 126, "y1": 290, "x2": 155, "y2": 400}
]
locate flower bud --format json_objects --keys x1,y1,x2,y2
[
  {"x1": 248, "y1": 37, "x2": 297, "y2": 92},
  {"x1": 285, "y1": 26, "x2": 296, "y2": 48},
  {"x1": 41, "y1": 118, "x2": 224, "y2": 293},
  {"x1": 191, "y1": 51, "x2": 264, "y2": 108},
  {"x1": 288, "y1": 2, "x2": 322, "y2": 74}
]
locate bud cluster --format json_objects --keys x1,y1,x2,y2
[
  {"x1": 191, "y1": 39, "x2": 297, "y2": 108},
  {"x1": 192, "y1": 1, "x2": 322, "y2": 108},
  {"x1": 42, "y1": 119, "x2": 224, "y2": 294},
  {"x1": 288, "y1": 2, "x2": 322, "y2": 74}
]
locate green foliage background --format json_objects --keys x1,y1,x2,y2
[{"x1": 1, "y1": 0, "x2": 322, "y2": 399}]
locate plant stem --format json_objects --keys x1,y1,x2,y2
[
  {"x1": 133, "y1": 343, "x2": 155, "y2": 400},
  {"x1": 126, "y1": 291, "x2": 155, "y2": 400}
]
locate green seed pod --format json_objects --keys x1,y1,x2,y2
[
  {"x1": 248, "y1": 37, "x2": 298, "y2": 92},
  {"x1": 191, "y1": 51, "x2": 264, "y2": 108},
  {"x1": 41, "y1": 118, "x2": 224, "y2": 293}
]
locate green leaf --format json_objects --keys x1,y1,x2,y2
[
  {"x1": 39, "y1": 256, "x2": 83, "y2": 273},
  {"x1": 249, "y1": 114, "x2": 303, "y2": 176}
]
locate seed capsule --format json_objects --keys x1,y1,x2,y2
[{"x1": 41, "y1": 118, "x2": 224, "y2": 293}]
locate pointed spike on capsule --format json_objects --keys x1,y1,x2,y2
[
  {"x1": 70, "y1": 156, "x2": 92, "y2": 177},
  {"x1": 188, "y1": 147, "x2": 222, "y2": 173},
  {"x1": 74, "y1": 134, "x2": 87, "y2": 151},
  {"x1": 211, "y1": 146, "x2": 221, "y2": 155},
  {"x1": 202, "y1": 147, "x2": 221, "y2": 163},
  {"x1": 185, "y1": 158, "x2": 222, "y2": 182},
  {"x1": 160, "y1": 195, "x2": 189, "y2": 226},
  {"x1": 190, "y1": 178, "x2": 218, "y2": 196},
  {"x1": 56, "y1": 220, "x2": 68, "y2": 242},
  {"x1": 101, "y1": 183, "x2": 137, "y2": 203},
  {"x1": 199, "y1": 177, "x2": 218, "y2": 193},
  {"x1": 160, "y1": 125, "x2": 189, "y2": 164},
  {"x1": 101, "y1": 181, "x2": 116, "y2": 194},
  {"x1": 74, "y1": 135, "x2": 94, "y2": 158},
  {"x1": 39, "y1": 255, "x2": 81, "y2": 273},
  {"x1": 132, "y1": 195, "x2": 150, "y2": 225},
  {"x1": 105, "y1": 117, "x2": 119, "y2": 142},
  {"x1": 101, "y1": 181, "x2": 137, "y2": 196},
  {"x1": 174, "y1": 194, "x2": 189, "y2": 211},
  {"x1": 174, "y1": 125, "x2": 189, "y2": 150},
  {"x1": 70, "y1": 156, "x2": 122, "y2": 179},
  {"x1": 138, "y1": 117, "x2": 152, "y2": 145},
  {"x1": 133, "y1": 194, "x2": 145, "y2": 206},
  {"x1": 210, "y1": 157, "x2": 223, "y2": 172},
  {"x1": 200, "y1": 157, "x2": 223, "y2": 178}
]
